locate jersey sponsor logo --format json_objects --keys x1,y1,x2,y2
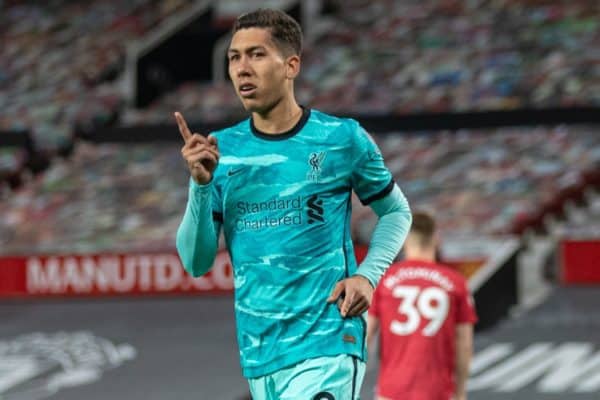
[
  {"x1": 470, "y1": 342, "x2": 600, "y2": 393},
  {"x1": 307, "y1": 152, "x2": 326, "y2": 182},
  {"x1": 0, "y1": 331, "x2": 136, "y2": 400},
  {"x1": 306, "y1": 194, "x2": 325, "y2": 223},
  {"x1": 234, "y1": 195, "x2": 325, "y2": 231},
  {"x1": 235, "y1": 197, "x2": 303, "y2": 231}
]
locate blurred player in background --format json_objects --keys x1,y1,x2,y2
[
  {"x1": 367, "y1": 212, "x2": 477, "y2": 400},
  {"x1": 175, "y1": 8, "x2": 412, "y2": 400}
]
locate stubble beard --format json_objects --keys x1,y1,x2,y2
[{"x1": 244, "y1": 93, "x2": 284, "y2": 117}]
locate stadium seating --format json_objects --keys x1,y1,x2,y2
[
  {"x1": 1, "y1": 1, "x2": 599, "y2": 256},
  {"x1": 122, "y1": 0, "x2": 600, "y2": 124},
  {"x1": 303, "y1": 0, "x2": 600, "y2": 114},
  {"x1": 0, "y1": 0, "x2": 195, "y2": 152},
  {"x1": 1, "y1": 126, "x2": 597, "y2": 255},
  {"x1": 352, "y1": 125, "x2": 600, "y2": 243},
  {"x1": 2, "y1": 0, "x2": 599, "y2": 144},
  {"x1": 0, "y1": 141, "x2": 190, "y2": 254}
]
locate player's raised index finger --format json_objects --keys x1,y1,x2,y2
[{"x1": 174, "y1": 112, "x2": 192, "y2": 142}]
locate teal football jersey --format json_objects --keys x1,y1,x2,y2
[{"x1": 210, "y1": 108, "x2": 393, "y2": 378}]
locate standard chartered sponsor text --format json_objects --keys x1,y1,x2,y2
[{"x1": 236, "y1": 196, "x2": 303, "y2": 231}]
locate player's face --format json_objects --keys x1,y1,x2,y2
[{"x1": 228, "y1": 28, "x2": 295, "y2": 114}]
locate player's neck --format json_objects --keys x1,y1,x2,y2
[{"x1": 252, "y1": 97, "x2": 303, "y2": 134}]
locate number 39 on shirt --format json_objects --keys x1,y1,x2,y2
[{"x1": 390, "y1": 285, "x2": 449, "y2": 336}]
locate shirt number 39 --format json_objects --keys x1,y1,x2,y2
[{"x1": 390, "y1": 286, "x2": 449, "y2": 336}]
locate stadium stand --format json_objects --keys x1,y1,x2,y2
[
  {"x1": 1, "y1": 0, "x2": 599, "y2": 147},
  {"x1": 0, "y1": 0, "x2": 597, "y2": 291},
  {"x1": 0, "y1": 0, "x2": 196, "y2": 153},
  {"x1": 354, "y1": 125, "x2": 600, "y2": 243},
  {"x1": 1, "y1": 125, "x2": 597, "y2": 256},
  {"x1": 122, "y1": 0, "x2": 600, "y2": 124},
  {"x1": 1, "y1": 2, "x2": 600, "y2": 399},
  {"x1": 304, "y1": 0, "x2": 600, "y2": 114},
  {"x1": 0, "y1": 141, "x2": 188, "y2": 254}
]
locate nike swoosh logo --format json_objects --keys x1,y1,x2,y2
[{"x1": 227, "y1": 167, "x2": 244, "y2": 177}]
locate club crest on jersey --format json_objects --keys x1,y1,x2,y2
[{"x1": 307, "y1": 152, "x2": 326, "y2": 182}]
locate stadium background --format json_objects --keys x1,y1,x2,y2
[{"x1": 0, "y1": 0, "x2": 599, "y2": 399}]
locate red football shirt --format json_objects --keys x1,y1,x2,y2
[{"x1": 369, "y1": 259, "x2": 478, "y2": 400}]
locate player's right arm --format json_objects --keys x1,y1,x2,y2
[
  {"x1": 454, "y1": 323, "x2": 473, "y2": 400},
  {"x1": 174, "y1": 112, "x2": 221, "y2": 277}
]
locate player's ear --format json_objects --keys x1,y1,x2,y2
[{"x1": 285, "y1": 54, "x2": 300, "y2": 79}]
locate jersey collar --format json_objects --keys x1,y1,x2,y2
[{"x1": 250, "y1": 107, "x2": 310, "y2": 141}]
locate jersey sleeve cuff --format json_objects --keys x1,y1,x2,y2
[
  {"x1": 354, "y1": 270, "x2": 377, "y2": 289},
  {"x1": 189, "y1": 178, "x2": 212, "y2": 202},
  {"x1": 190, "y1": 178, "x2": 212, "y2": 191}
]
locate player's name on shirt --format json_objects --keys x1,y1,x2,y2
[{"x1": 383, "y1": 267, "x2": 455, "y2": 291}]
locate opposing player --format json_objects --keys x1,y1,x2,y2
[
  {"x1": 367, "y1": 212, "x2": 477, "y2": 400},
  {"x1": 175, "y1": 8, "x2": 412, "y2": 400}
]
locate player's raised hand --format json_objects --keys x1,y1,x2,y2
[
  {"x1": 327, "y1": 275, "x2": 374, "y2": 318},
  {"x1": 175, "y1": 112, "x2": 219, "y2": 185}
]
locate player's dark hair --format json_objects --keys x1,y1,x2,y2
[
  {"x1": 410, "y1": 211, "x2": 436, "y2": 247},
  {"x1": 232, "y1": 8, "x2": 303, "y2": 57}
]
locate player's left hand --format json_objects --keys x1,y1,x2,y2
[{"x1": 327, "y1": 275, "x2": 374, "y2": 318}]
